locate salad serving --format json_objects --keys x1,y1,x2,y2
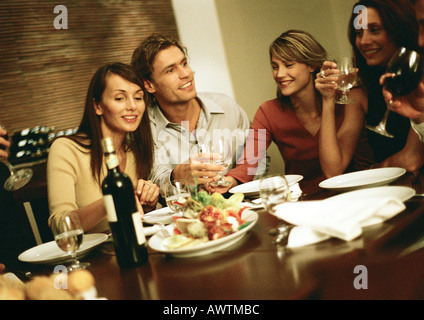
[{"x1": 163, "y1": 191, "x2": 254, "y2": 249}]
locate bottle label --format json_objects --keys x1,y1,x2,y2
[
  {"x1": 105, "y1": 154, "x2": 119, "y2": 169},
  {"x1": 103, "y1": 194, "x2": 118, "y2": 222},
  {"x1": 132, "y1": 211, "x2": 146, "y2": 245}
]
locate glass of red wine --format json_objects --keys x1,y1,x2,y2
[
  {"x1": 366, "y1": 47, "x2": 424, "y2": 138},
  {"x1": 0, "y1": 124, "x2": 33, "y2": 191}
]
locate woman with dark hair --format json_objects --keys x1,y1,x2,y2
[
  {"x1": 212, "y1": 30, "x2": 365, "y2": 195},
  {"x1": 47, "y1": 62, "x2": 159, "y2": 233},
  {"x1": 348, "y1": 0, "x2": 424, "y2": 170}
]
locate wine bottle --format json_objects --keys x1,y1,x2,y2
[{"x1": 101, "y1": 137, "x2": 148, "y2": 268}]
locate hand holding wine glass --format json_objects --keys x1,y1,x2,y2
[
  {"x1": 368, "y1": 47, "x2": 424, "y2": 138},
  {"x1": 52, "y1": 212, "x2": 90, "y2": 271},
  {"x1": 380, "y1": 47, "x2": 424, "y2": 123},
  {"x1": 0, "y1": 123, "x2": 33, "y2": 191}
]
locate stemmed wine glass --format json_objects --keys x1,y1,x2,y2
[
  {"x1": 0, "y1": 124, "x2": 33, "y2": 191},
  {"x1": 259, "y1": 175, "x2": 291, "y2": 213},
  {"x1": 334, "y1": 57, "x2": 357, "y2": 104},
  {"x1": 365, "y1": 109, "x2": 394, "y2": 138},
  {"x1": 259, "y1": 175, "x2": 293, "y2": 245},
  {"x1": 52, "y1": 212, "x2": 90, "y2": 271},
  {"x1": 209, "y1": 137, "x2": 232, "y2": 187},
  {"x1": 164, "y1": 180, "x2": 191, "y2": 216},
  {"x1": 366, "y1": 47, "x2": 424, "y2": 138}
]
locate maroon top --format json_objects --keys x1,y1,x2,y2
[{"x1": 227, "y1": 98, "x2": 345, "y2": 194}]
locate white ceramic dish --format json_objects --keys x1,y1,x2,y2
[
  {"x1": 18, "y1": 233, "x2": 108, "y2": 265},
  {"x1": 318, "y1": 167, "x2": 406, "y2": 192},
  {"x1": 229, "y1": 174, "x2": 303, "y2": 197},
  {"x1": 148, "y1": 210, "x2": 258, "y2": 258},
  {"x1": 325, "y1": 186, "x2": 415, "y2": 203},
  {"x1": 143, "y1": 207, "x2": 174, "y2": 225}
]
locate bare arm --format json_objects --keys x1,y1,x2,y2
[{"x1": 316, "y1": 62, "x2": 366, "y2": 178}]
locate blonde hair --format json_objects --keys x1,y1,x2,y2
[
  {"x1": 269, "y1": 29, "x2": 327, "y2": 101},
  {"x1": 270, "y1": 30, "x2": 327, "y2": 74}
]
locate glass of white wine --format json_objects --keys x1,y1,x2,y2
[
  {"x1": 209, "y1": 137, "x2": 232, "y2": 187},
  {"x1": 52, "y1": 212, "x2": 90, "y2": 271},
  {"x1": 164, "y1": 180, "x2": 191, "y2": 216},
  {"x1": 259, "y1": 175, "x2": 293, "y2": 245},
  {"x1": 334, "y1": 57, "x2": 357, "y2": 104},
  {"x1": 259, "y1": 175, "x2": 291, "y2": 213}
]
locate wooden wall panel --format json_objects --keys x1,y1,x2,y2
[{"x1": 0, "y1": 0, "x2": 179, "y2": 134}]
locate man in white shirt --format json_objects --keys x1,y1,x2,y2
[
  {"x1": 382, "y1": 0, "x2": 424, "y2": 141},
  {"x1": 131, "y1": 34, "x2": 250, "y2": 190}
]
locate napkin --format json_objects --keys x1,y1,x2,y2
[{"x1": 272, "y1": 197, "x2": 405, "y2": 248}]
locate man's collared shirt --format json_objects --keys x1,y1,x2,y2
[{"x1": 148, "y1": 92, "x2": 250, "y2": 189}]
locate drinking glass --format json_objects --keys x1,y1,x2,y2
[
  {"x1": 334, "y1": 57, "x2": 357, "y2": 104},
  {"x1": 0, "y1": 124, "x2": 33, "y2": 191},
  {"x1": 209, "y1": 137, "x2": 232, "y2": 187},
  {"x1": 52, "y1": 212, "x2": 90, "y2": 271},
  {"x1": 259, "y1": 175, "x2": 291, "y2": 213},
  {"x1": 365, "y1": 109, "x2": 394, "y2": 138},
  {"x1": 164, "y1": 180, "x2": 191, "y2": 216},
  {"x1": 366, "y1": 47, "x2": 424, "y2": 138},
  {"x1": 259, "y1": 175, "x2": 293, "y2": 245}
]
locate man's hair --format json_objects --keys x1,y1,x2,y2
[{"x1": 131, "y1": 33, "x2": 187, "y2": 81}]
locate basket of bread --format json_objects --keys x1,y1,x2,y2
[{"x1": 0, "y1": 263, "x2": 102, "y2": 300}]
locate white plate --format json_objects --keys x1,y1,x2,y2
[
  {"x1": 143, "y1": 207, "x2": 174, "y2": 225},
  {"x1": 18, "y1": 233, "x2": 108, "y2": 265},
  {"x1": 326, "y1": 186, "x2": 415, "y2": 203},
  {"x1": 229, "y1": 175, "x2": 304, "y2": 197},
  {"x1": 318, "y1": 167, "x2": 406, "y2": 192},
  {"x1": 148, "y1": 210, "x2": 258, "y2": 258}
]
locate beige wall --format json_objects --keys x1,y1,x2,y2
[{"x1": 173, "y1": 0, "x2": 358, "y2": 175}]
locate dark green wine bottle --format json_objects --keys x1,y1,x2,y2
[{"x1": 101, "y1": 137, "x2": 148, "y2": 268}]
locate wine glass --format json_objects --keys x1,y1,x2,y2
[
  {"x1": 259, "y1": 175, "x2": 291, "y2": 213},
  {"x1": 0, "y1": 124, "x2": 33, "y2": 191},
  {"x1": 366, "y1": 47, "x2": 424, "y2": 138},
  {"x1": 52, "y1": 212, "x2": 90, "y2": 271},
  {"x1": 209, "y1": 137, "x2": 232, "y2": 187},
  {"x1": 164, "y1": 180, "x2": 191, "y2": 216},
  {"x1": 334, "y1": 57, "x2": 357, "y2": 104},
  {"x1": 259, "y1": 175, "x2": 293, "y2": 245},
  {"x1": 365, "y1": 109, "x2": 394, "y2": 138}
]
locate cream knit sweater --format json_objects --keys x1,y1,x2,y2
[{"x1": 47, "y1": 137, "x2": 138, "y2": 233}]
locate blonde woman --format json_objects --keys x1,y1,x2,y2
[{"x1": 213, "y1": 30, "x2": 365, "y2": 194}]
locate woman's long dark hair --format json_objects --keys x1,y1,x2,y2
[
  {"x1": 64, "y1": 62, "x2": 154, "y2": 184},
  {"x1": 348, "y1": 0, "x2": 419, "y2": 89}
]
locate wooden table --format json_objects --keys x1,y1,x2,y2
[{"x1": 10, "y1": 172, "x2": 424, "y2": 302}]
